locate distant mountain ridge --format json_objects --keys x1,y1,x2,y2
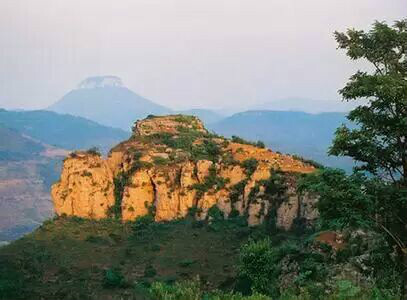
[
  {"x1": 0, "y1": 108, "x2": 129, "y2": 153},
  {"x1": 251, "y1": 97, "x2": 357, "y2": 113},
  {"x1": 48, "y1": 76, "x2": 171, "y2": 130},
  {"x1": 209, "y1": 110, "x2": 354, "y2": 171},
  {"x1": 0, "y1": 108, "x2": 132, "y2": 241}
]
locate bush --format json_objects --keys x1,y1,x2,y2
[
  {"x1": 132, "y1": 215, "x2": 154, "y2": 232},
  {"x1": 103, "y1": 268, "x2": 126, "y2": 288},
  {"x1": 255, "y1": 141, "x2": 266, "y2": 148},
  {"x1": 230, "y1": 180, "x2": 248, "y2": 203},
  {"x1": 238, "y1": 239, "x2": 279, "y2": 296},
  {"x1": 178, "y1": 259, "x2": 196, "y2": 268},
  {"x1": 191, "y1": 139, "x2": 221, "y2": 162},
  {"x1": 191, "y1": 165, "x2": 229, "y2": 199},
  {"x1": 150, "y1": 280, "x2": 202, "y2": 300},
  {"x1": 144, "y1": 265, "x2": 157, "y2": 278},
  {"x1": 86, "y1": 146, "x2": 101, "y2": 156},
  {"x1": 208, "y1": 205, "x2": 224, "y2": 221},
  {"x1": 150, "y1": 280, "x2": 273, "y2": 300},
  {"x1": 292, "y1": 155, "x2": 323, "y2": 169},
  {"x1": 109, "y1": 172, "x2": 130, "y2": 219},
  {"x1": 153, "y1": 156, "x2": 170, "y2": 166},
  {"x1": 242, "y1": 159, "x2": 259, "y2": 176}
]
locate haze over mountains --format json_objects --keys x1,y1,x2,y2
[
  {"x1": 209, "y1": 110, "x2": 354, "y2": 170},
  {"x1": 48, "y1": 76, "x2": 170, "y2": 131},
  {"x1": 251, "y1": 97, "x2": 357, "y2": 113},
  {"x1": 0, "y1": 108, "x2": 130, "y2": 241},
  {"x1": 46, "y1": 75, "x2": 353, "y2": 169},
  {"x1": 0, "y1": 75, "x2": 357, "y2": 241}
]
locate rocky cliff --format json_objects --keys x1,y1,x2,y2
[{"x1": 51, "y1": 115, "x2": 318, "y2": 229}]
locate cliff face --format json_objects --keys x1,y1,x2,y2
[{"x1": 52, "y1": 115, "x2": 318, "y2": 229}]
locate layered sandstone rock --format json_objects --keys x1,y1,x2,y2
[{"x1": 51, "y1": 115, "x2": 317, "y2": 229}]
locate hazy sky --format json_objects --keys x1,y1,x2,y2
[{"x1": 0, "y1": 0, "x2": 405, "y2": 111}]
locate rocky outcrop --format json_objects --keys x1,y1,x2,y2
[
  {"x1": 51, "y1": 115, "x2": 318, "y2": 229},
  {"x1": 51, "y1": 153, "x2": 114, "y2": 219}
]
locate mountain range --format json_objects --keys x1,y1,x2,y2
[
  {"x1": 209, "y1": 110, "x2": 355, "y2": 171},
  {"x1": 0, "y1": 108, "x2": 130, "y2": 241},
  {"x1": 0, "y1": 108, "x2": 129, "y2": 152},
  {"x1": 0, "y1": 76, "x2": 357, "y2": 241}
]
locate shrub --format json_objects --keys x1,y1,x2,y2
[
  {"x1": 174, "y1": 115, "x2": 196, "y2": 124},
  {"x1": 255, "y1": 141, "x2": 266, "y2": 148},
  {"x1": 241, "y1": 159, "x2": 259, "y2": 176},
  {"x1": 178, "y1": 259, "x2": 196, "y2": 268},
  {"x1": 109, "y1": 172, "x2": 130, "y2": 219},
  {"x1": 231, "y1": 136, "x2": 254, "y2": 146},
  {"x1": 144, "y1": 264, "x2": 157, "y2": 277},
  {"x1": 191, "y1": 139, "x2": 221, "y2": 162},
  {"x1": 132, "y1": 215, "x2": 154, "y2": 232},
  {"x1": 238, "y1": 239, "x2": 279, "y2": 296},
  {"x1": 153, "y1": 156, "x2": 170, "y2": 166},
  {"x1": 150, "y1": 280, "x2": 202, "y2": 300},
  {"x1": 191, "y1": 165, "x2": 229, "y2": 199},
  {"x1": 292, "y1": 155, "x2": 323, "y2": 169},
  {"x1": 86, "y1": 146, "x2": 101, "y2": 156},
  {"x1": 208, "y1": 205, "x2": 224, "y2": 221},
  {"x1": 230, "y1": 180, "x2": 248, "y2": 203},
  {"x1": 103, "y1": 268, "x2": 126, "y2": 288}
]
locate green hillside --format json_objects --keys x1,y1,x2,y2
[{"x1": 0, "y1": 211, "x2": 399, "y2": 300}]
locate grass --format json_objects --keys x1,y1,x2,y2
[
  {"x1": 0, "y1": 215, "x2": 400, "y2": 300},
  {"x1": 0, "y1": 216, "x2": 270, "y2": 300}
]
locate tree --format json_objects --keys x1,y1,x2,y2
[{"x1": 330, "y1": 19, "x2": 407, "y2": 299}]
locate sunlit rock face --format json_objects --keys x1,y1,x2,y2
[{"x1": 52, "y1": 115, "x2": 317, "y2": 229}]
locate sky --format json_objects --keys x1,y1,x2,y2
[{"x1": 0, "y1": 0, "x2": 405, "y2": 112}]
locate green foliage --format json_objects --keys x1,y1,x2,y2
[
  {"x1": 143, "y1": 126, "x2": 222, "y2": 162},
  {"x1": 230, "y1": 180, "x2": 248, "y2": 204},
  {"x1": 86, "y1": 146, "x2": 101, "y2": 156},
  {"x1": 260, "y1": 170, "x2": 288, "y2": 201},
  {"x1": 238, "y1": 239, "x2": 281, "y2": 296},
  {"x1": 208, "y1": 205, "x2": 224, "y2": 221},
  {"x1": 150, "y1": 280, "x2": 202, "y2": 300},
  {"x1": 150, "y1": 280, "x2": 273, "y2": 300},
  {"x1": 153, "y1": 156, "x2": 170, "y2": 166},
  {"x1": 103, "y1": 268, "x2": 127, "y2": 288},
  {"x1": 255, "y1": 141, "x2": 266, "y2": 148},
  {"x1": 0, "y1": 260, "x2": 25, "y2": 299},
  {"x1": 298, "y1": 168, "x2": 407, "y2": 231},
  {"x1": 231, "y1": 136, "x2": 266, "y2": 149},
  {"x1": 174, "y1": 115, "x2": 197, "y2": 124},
  {"x1": 241, "y1": 159, "x2": 259, "y2": 176},
  {"x1": 110, "y1": 172, "x2": 130, "y2": 219},
  {"x1": 132, "y1": 215, "x2": 155, "y2": 232},
  {"x1": 191, "y1": 139, "x2": 221, "y2": 162},
  {"x1": 331, "y1": 20, "x2": 407, "y2": 184},
  {"x1": 178, "y1": 259, "x2": 196, "y2": 268},
  {"x1": 144, "y1": 265, "x2": 157, "y2": 277},
  {"x1": 191, "y1": 165, "x2": 229, "y2": 199},
  {"x1": 292, "y1": 155, "x2": 324, "y2": 169}
]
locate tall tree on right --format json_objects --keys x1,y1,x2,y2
[{"x1": 330, "y1": 19, "x2": 407, "y2": 299}]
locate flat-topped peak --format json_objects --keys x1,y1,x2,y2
[
  {"x1": 77, "y1": 76, "x2": 123, "y2": 89},
  {"x1": 132, "y1": 114, "x2": 207, "y2": 136}
]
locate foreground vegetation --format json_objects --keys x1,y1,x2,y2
[{"x1": 0, "y1": 207, "x2": 401, "y2": 300}]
